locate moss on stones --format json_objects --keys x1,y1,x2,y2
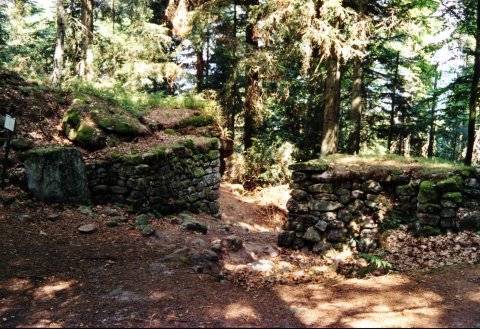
[
  {"x1": 436, "y1": 175, "x2": 463, "y2": 192},
  {"x1": 207, "y1": 150, "x2": 220, "y2": 160},
  {"x1": 417, "y1": 180, "x2": 438, "y2": 203},
  {"x1": 164, "y1": 128, "x2": 177, "y2": 135},
  {"x1": 441, "y1": 192, "x2": 463, "y2": 204},
  {"x1": 289, "y1": 159, "x2": 329, "y2": 172},
  {"x1": 176, "y1": 114, "x2": 214, "y2": 128},
  {"x1": 91, "y1": 110, "x2": 149, "y2": 136},
  {"x1": 193, "y1": 167, "x2": 205, "y2": 178}
]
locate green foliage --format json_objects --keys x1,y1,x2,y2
[
  {"x1": 226, "y1": 138, "x2": 296, "y2": 186},
  {"x1": 176, "y1": 115, "x2": 214, "y2": 128},
  {"x1": 66, "y1": 80, "x2": 220, "y2": 119},
  {"x1": 381, "y1": 212, "x2": 416, "y2": 231},
  {"x1": 0, "y1": 1, "x2": 55, "y2": 77},
  {"x1": 359, "y1": 253, "x2": 393, "y2": 271}
]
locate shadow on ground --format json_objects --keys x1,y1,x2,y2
[{"x1": 0, "y1": 184, "x2": 479, "y2": 327}]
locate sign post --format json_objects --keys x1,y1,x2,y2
[{"x1": 1, "y1": 115, "x2": 15, "y2": 189}]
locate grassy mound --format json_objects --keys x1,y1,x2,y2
[
  {"x1": 62, "y1": 81, "x2": 221, "y2": 150},
  {"x1": 291, "y1": 154, "x2": 470, "y2": 177}
]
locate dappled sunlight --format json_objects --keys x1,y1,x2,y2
[
  {"x1": 235, "y1": 221, "x2": 274, "y2": 233},
  {"x1": 272, "y1": 275, "x2": 448, "y2": 327},
  {"x1": 321, "y1": 154, "x2": 466, "y2": 173},
  {"x1": 220, "y1": 183, "x2": 288, "y2": 232},
  {"x1": 466, "y1": 290, "x2": 480, "y2": 302},
  {"x1": 148, "y1": 291, "x2": 169, "y2": 302},
  {"x1": 0, "y1": 278, "x2": 33, "y2": 292},
  {"x1": 28, "y1": 317, "x2": 63, "y2": 328},
  {"x1": 33, "y1": 280, "x2": 76, "y2": 301},
  {"x1": 224, "y1": 303, "x2": 259, "y2": 321},
  {"x1": 339, "y1": 307, "x2": 442, "y2": 328}
]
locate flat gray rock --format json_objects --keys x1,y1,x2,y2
[
  {"x1": 78, "y1": 223, "x2": 97, "y2": 234},
  {"x1": 24, "y1": 147, "x2": 90, "y2": 204}
]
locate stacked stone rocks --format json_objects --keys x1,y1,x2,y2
[
  {"x1": 279, "y1": 163, "x2": 401, "y2": 253},
  {"x1": 280, "y1": 161, "x2": 480, "y2": 254},
  {"x1": 86, "y1": 139, "x2": 221, "y2": 215},
  {"x1": 416, "y1": 176, "x2": 463, "y2": 231}
]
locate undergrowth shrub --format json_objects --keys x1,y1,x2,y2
[{"x1": 225, "y1": 139, "x2": 296, "y2": 187}]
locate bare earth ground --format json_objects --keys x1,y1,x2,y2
[{"x1": 1, "y1": 184, "x2": 480, "y2": 328}]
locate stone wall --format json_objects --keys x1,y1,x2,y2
[
  {"x1": 85, "y1": 138, "x2": 221, "y2": 215},
  {"x1": 279, "y1": 161, "x2": 480, "y2": 253}
]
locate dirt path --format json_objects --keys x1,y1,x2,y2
[{"x1": 1, "y1": 184, "x2": 480, "y2": 327}]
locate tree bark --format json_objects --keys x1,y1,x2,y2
[
  {"x1": 243, "y1": 0, "x2": 260, "y2": 150},
  {"x1": 320, "y1": 51, "x2": 342, "y2": 155},
  {"x1": 387, "y1": 51, "x2": 400, "y2": 153},
  {"x1": 196, "y1": 49, "x2": 205, "y2": 92},
  {"x1": 78, "y1": 0, "x2": 94, "y2": 81},
  {"x1": 228, "y1": 2, "x2": 239, "y2": 141},
  {"x1": 427, "y1": 70, "x2": 439, "y2": 158},
  {"x1": 465, "y1": 0, "x2": 480, "y2": 165},
  {"x1": 349, "y1": 56, "x2": 364, "y2": 154},
  {"x1": 51, "y1": 0, "x2": 65, "y2": 86}
]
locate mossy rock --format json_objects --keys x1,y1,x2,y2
[
  {"x1": 176, "y1": 114, "x2": 214, "y2": 128},
  {"x1": 164, "y1": 128, "x2": 177, "y2": 135},
  {"x1": 417, "y1": 180, "x2": 438, "y2": 203},
  {"x1": 436, "y1": 175, "x2": 463, "y2": 192},
  {"x1": 208, "y1": 150, "x2": 220, "y2": 160},
  {"x1": 62, "y1": 109, "x2": 106, "y2": 150},
  {"x1": 62, "y1": 96, "x2": 150, "y2": 150},
  {"x1": 91, "y1": 110, "x2": 149, "y2": 136},
  {"x1": 442, "y1": 192, "x2": 463, "y2": 204},
  {"x1": 289, "y1": 159, "x2": 329, "y2": 172},
  {"x1": 417, "y1": 203, "x2": 442, "y2": 214},
  {"x1": 458, "y1": 167, "x2": 476, "y2": 178}
]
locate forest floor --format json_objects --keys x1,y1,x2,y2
[{"x1": 1, "y1": 184, "x2": 480, "y2": 328}]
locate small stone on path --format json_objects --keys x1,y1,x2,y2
[
  {"x1": 181, "y1": 220, "x2": 208, "y2": 234},
  {"x1": 106, "y1": 220, "x2": 118, "y2": 227},
  {"x1": 78, "y1": 223, "x2": 97, "y2": 234},
  {"x1": 141, "y1": 225, "x2": 155, "y2": 236},
  {"x1": 78, "y1": 206, "x2": 93, "y2": 216},
  {"x1": 48, "y1": 214, "x2": 61, "y2": 221}
]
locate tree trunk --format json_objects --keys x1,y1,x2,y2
[
  {"x1": 51, "y1": 0, "x2": 65, "y2": 86},
  {"x1": 243, "y1": 0, "x2": 260, "y2": 150},
  {"x1": 387, "y1": 52, "x2": 400, "y2": 153},
  {"x1": 465, "y1": 0, "x2": 480, "y2": 165},
  {"x1": 320, "y1": 52, "x2": 342, "y2": 155},
  {"x1": 196, "y1": 49, "x2": 205, "y2": 92},
  {"x1": 78, "y1": 0, "x2": 94, "y2": 81},
  {"x1": 427, "y1": 71, "x2": 439, "y2": 158},
  {"x1": 228, "y1": 2, "x2": 239, "y2": 141},
  {"x1": 349, "y1": 56, "x2": 364, "y2": 154}
]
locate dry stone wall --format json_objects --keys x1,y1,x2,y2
[
  {"x1": 85, "y1": 139, "x2": 221, "y2": 215},
  {"x1": 279, "y1": 161, "x2": 480, "y2": 253}
]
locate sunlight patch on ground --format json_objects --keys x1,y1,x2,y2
[
  {"x1": 340, "y1": 308, "x2": 442, "y2": 328},
  {"x1": 33, "y1": 280, "x2": 76, "y2": 301},
  {"x1": 224, "y1": 303, "x2": 259, "y2": 321},
  {"x1": 466, "y1": 290, "x2": 480, "y2": 302},
  {"x1": 29, "y1": 318, "x2": 63, "y2": 328},
  {"x1": 0, "y1": 278, "x2": 33, "y2": 292},
  {"x1": 235, "y1": 221, "x2": 273, "y2": 233},
  {"x1": 149, "y1": 291, "x2": 169, "y2": 301},
  {"x1": 274, "y1": 277, "x2": 446, "y2": 327}
]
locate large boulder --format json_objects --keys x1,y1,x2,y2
[
  {"x1": 62, "y1": 97, "x2": 150, "y2": 150},
  {"x1": 23, "y1": 147, "x2": 90, "y2": 204}
]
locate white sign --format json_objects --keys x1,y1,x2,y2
[{"x1": 4, "y1": 115, "x2": 15, "y2": 132}]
